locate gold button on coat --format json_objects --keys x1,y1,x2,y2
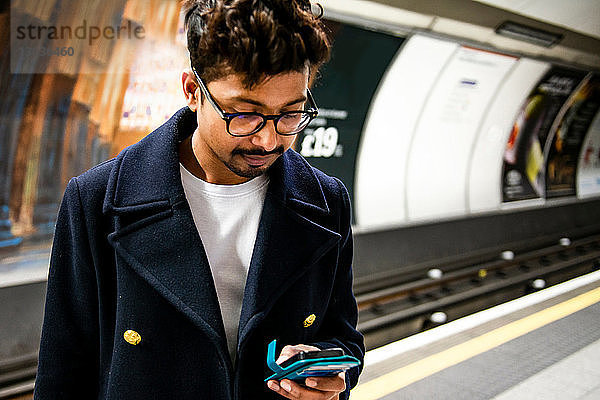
[
  {"x1": 124, "y1": 329, "x2": 142, "y2": 345},
  {"x1": 303, "y1": 314, "x2": 316, "y2": 327}
]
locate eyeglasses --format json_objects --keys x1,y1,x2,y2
[{"x1": 192, "y1": 67, "x2": 319, "y2": 137}]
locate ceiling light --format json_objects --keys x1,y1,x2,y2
[{"x1": 495, "y1": 21, "x2": 563, "y2": 47}]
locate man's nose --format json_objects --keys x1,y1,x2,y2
[{"x1": 250, "y1": 121, "x2": 278, "y2": 152}]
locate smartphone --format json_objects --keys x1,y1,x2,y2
[
  {"x1": 265, "y1": 340, "x2": 360, "y2": 382},
  {"x1": 279, "y1": 348, "x2": 345, "y2": 368}
]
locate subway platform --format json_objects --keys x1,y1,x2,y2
[{"x1": 351, "y1": 270, "x2": 600, "y2": 399}]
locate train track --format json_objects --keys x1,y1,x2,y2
[
  {"x1": 0, "y1": 353, "x2": 36, "y2": 400},
  {"x1": 357, "y1": 233, "x2": 600, "y2": 349}
]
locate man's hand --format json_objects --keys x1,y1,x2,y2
[{"x1": 266, "y1": 344, "x2": 346, "y2": 399}]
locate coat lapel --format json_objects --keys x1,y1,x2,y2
[
  {"x1": 103, "y1": 108, "x2": 228, "y2": 357},
  {"x1": 237, "y1": 152, "x2": 341, "y2": 347}
]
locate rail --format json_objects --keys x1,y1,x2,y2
[{"x1": 357, "y1": 233, "x2": 600, "y2": 346}]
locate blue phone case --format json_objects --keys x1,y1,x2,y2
[{"x1": 264, "y1": 339, "x2": 360, "y2": 382}]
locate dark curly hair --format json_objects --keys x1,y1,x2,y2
[{"x1": 182, "y1": 0, "x2": 330, "y2": 88}]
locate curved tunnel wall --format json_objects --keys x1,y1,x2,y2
[{"x1": 351, "y1": 33, "x2": 600, "y2": 230}]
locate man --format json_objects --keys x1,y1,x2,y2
[{"x1": 34, "y1": 0, "x2": 364, "y2": 399}]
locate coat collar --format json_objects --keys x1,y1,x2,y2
[
  {"x1": 103, "y1": 107, "x2": 340, "y2": 364},
  {"x1": 102, "y1": 106, "x2": 331, "y2": 217}
]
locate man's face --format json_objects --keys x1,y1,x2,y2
[{"x1": 191, "y1": 69, "x2": 309, "y2": 184}]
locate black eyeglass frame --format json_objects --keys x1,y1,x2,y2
[{"x1": 192, "y1": 67, "x2": 319, "y2": 137}]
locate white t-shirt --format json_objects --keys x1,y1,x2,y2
[{"x1": 179, "y1": 163, "x2": 269, "y2": 361}]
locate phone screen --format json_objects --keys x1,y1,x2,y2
[{"x1": 279, "y1": 348, "x2": 345, "y2": 368}]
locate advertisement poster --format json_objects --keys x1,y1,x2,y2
[
  {"x1": 468, "y1": 58, "x2": 550, "y2": 212},
  {"x1": 297, "y1": 20, "x2": 404, "y2": 211},
  {"x1": 502, "y1": 67, "x2": 586, "y2": 202},
  {"x1": 546, "y1": 74, "x2": 600, "y2": 198},
  {"x1": 577, "y1": 110, "x2": 600, "y2": 198}
]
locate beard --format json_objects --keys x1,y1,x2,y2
[
  {"x1": 223, "y1": 159, "x2": 268, "y2": 179},
  {"x1": 223, "y1": 145, "x2": 285, "y2": 179}
]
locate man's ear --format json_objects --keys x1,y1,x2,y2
[{"x1": 182, "y1": 69, "x2": 199, "y2": 111}]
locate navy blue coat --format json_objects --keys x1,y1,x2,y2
[{"x1": 34, "y1": 107, "x2": 364, "y2": 399}]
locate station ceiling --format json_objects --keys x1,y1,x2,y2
[{"x1": 473, "y1": 0, "x2": 600, "y2": 40}]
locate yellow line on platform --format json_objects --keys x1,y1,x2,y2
[{"x1": 351, "y1": 286, "x2": 600, "y2": 400}]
